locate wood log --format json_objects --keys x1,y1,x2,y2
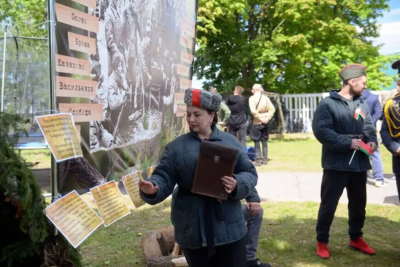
[
  {"x1": 140, "y1": 231, "x2": 173, "y2": 260},
  {"x1": 158, "y1": 226, "x2": 175, "y2": 253},
  {"x1": 140, "y1": 231, "x2": 164, "y2": 261},
  {"x1": 146, "y1": 256, "x2": 174, "y2": 267},
  {"x1": 171, "y1": 243, "x2": 181, "y2": 256},
  {"x1": 157, "y1": 233, "x2": 169, "y2": 256},
  {"x1": 171, "y1": 257, "x2": 188, "y2": 267},
  {"x1": 147, "y1": 256, "x2": 188, "y2": 267}
]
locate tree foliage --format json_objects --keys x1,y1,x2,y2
[
  {"x1": 0, "y1": 0, "x2": 49, "y2": 118},
  {"x1": 0, "y1": 113, "x2": 49, "y2": 266},
  {"x1": 0, "y1": 0, "x2": 47, "y2": 37},
  {"x1": 195, "y1": 0, "x2": 396, "y2": 93}
]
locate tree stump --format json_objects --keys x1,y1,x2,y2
[
  {"x1": 140, "y1": 231, "x2": 169, "y2": 261},
  {"x1": 146, "y1": 256, "x2": 175, "y2": 267},
  {"x1": 147, "y1": 256, "x2": 188, "y2": 267},
  {"x1": 141, "y1": 227, "x2": 188, "y2": 267},
  {"x1": 158, "y1": 226, "x2": 175, "y2": 253}
]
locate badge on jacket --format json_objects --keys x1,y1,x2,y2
[{"x1": 354, "y1": 107, "x2": 365, "y2": 120}]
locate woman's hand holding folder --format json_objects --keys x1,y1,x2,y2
[{"x1": 221, "y1": 176, "x2": 237, "y2": 194}]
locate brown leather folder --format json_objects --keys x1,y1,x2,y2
[{"x1": 191, "y1": 140, "x2": 239, "y2": 200}]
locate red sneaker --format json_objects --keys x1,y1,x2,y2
[
  {"x1": 349, "y1": 237, "x2": 376, "y2": 255},
  {"x1": 316, "y1": 242, "x2": 330, "y2": 259}
]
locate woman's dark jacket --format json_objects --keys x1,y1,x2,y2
[{"x1": 140, "y1": 126, "x2": 258, "y2": 249}]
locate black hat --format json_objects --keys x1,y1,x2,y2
[{"x1": 392, "y1": 60, "x2": 400, "y2": 75}]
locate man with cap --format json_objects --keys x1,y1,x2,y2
[
  {"x1": 249, "y1": 84, "x2": 276, "y2": 166},
  {"x1": 312, "y1": 64, "x2": 378, "y2": 259},
  {"x1": 381, "y1": 60, "x2": 400, "y2": 201}
]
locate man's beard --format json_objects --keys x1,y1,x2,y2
[{"x1": 349, "y1": 85, "x2": 362, "y2": 96}]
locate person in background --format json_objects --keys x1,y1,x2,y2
[
  {"x1": 360, "y1": 89, "x2": 388, "y2": 187},
  {"x1": 226, "y1": 86, "x2": 248, "y2": 149},
  {"x1": 243, "y1": 188, "x2": 271, "y2": 267},
  {"x1": 312, "y1": 64, "x2": 377, "y2": 259},
  {"x1": 210, "y1": 88, "x2": 231, "y2": 131},
  {"x1": 139, "y1": 88, "x2": 257, "y2": 267},
  {"x1": 381, "y1": 61, "x2": 400, "y2": 202},
  {"x1": 249, "y1": 84, "x2": 276, "y2": 166}
]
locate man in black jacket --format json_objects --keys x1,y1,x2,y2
[
  {"x1": 226, "y1": 86, "x2": 248, "y2": 149},
  {"x1": 312, "y1": 64, "x2": 378, "y2": 259}
]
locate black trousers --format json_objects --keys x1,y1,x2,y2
[
  {"x1": 182, "y1": 237, "x2": 247, "y2": 267},
  {"x1": 395, "y1": 173, "x2": 400, "y2": 203},
  {"x1": 316, "y1": 170, "x2": 367, "y2": 244},
  {"x1": 249, "y1": 124, "x2": 269, "y2": 142},
  {"x1": 228, "y1": 124, "x2": 247, "y2": 149}
]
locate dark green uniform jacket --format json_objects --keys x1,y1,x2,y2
[{"x1": 312, "y1": 91, "x2": 377, "y2": 172}]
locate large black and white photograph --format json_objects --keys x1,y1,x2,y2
[
  {"x1": 89, "y1": 0, "x2": 195, "y2": 151},
  {"x1": 52, "y1": 0, "x2": 197, "y2": 194}
]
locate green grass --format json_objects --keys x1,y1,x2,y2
[
  {"x1": 78, "y1": 201, "x2": 400, "y2": 267},
  {"x1": 18, "y1": 149, "x2": 51, "y2": 169},
  {"x1": 246, "y1": 134, "x2": 394, "y2": 174},
  {"x1": 19, "y1": 134, "x2": 395, "y2": 174}
]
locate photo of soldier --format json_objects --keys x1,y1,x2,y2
[{"x1": 89, "y1": 0, "x2": 191, "y2": 151}]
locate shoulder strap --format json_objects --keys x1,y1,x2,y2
[{"x1": 255, "y1": 94, "x2": 262, "y2": 110}]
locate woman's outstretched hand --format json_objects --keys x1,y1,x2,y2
[
  {"x1": 138, "y1": 180, "x2": 158, "y2": 195},
  {"x1": 221, "y1": 176, "x2": 237, "y2": 194}
]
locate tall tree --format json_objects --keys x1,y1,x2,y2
[
  {"x1": 195, "y1": 0, "x2": 395, "y2": 93},
  {"x1": 0, "y1": 0, "x2": 49, "y2": 116}
]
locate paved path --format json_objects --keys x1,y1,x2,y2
[
  {"x1": 256, "y1": 172, "x2": 399, "y2": 206},
  {"x1": 33, "y1": 168, "x2": 399, "y2": 205}
]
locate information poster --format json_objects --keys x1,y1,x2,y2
[
  {"x1": 44, "y1": 191, "x2": 103, "y2": 248},
  {"x1": 122, "y1": 172, "x2": 145, "y2": 208},
  {"x1": 36, "y1": 113, "x2": 83, "y2": 162},
  {"x1": 147, "y1": 165, "x2": 157, "y2": 178},
  {"x1": 90, "y1": 181, "x2": 131, "y2": 227}
]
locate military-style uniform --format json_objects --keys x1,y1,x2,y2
[{"x1": 381, "y1": 59, "x2": 400, "y2": 201}]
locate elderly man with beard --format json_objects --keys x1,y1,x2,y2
[{"x1": 312, "y1": 64, "x2": 378, "y2": 259}]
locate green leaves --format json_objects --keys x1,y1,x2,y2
[
  {"x1": 195, "y1": 0, "x2": 394, "y2": 93},
  {"x1": 0, "y1": 0, "x2": 47, "y2": 37}
]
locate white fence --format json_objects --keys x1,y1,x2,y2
[{"x1": 281, "y1": 91, "x2": 388, "y2": 133}]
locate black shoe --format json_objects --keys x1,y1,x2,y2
[
  {"x1": 262, "y1": 158, "x2": 268, "y2": 165},
  {"x1": 254, "y1": 159, "x2": 262, "y2": 167},
  {"x1": 247, "y1": 259, "x2": 271, "y2": 267}
]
